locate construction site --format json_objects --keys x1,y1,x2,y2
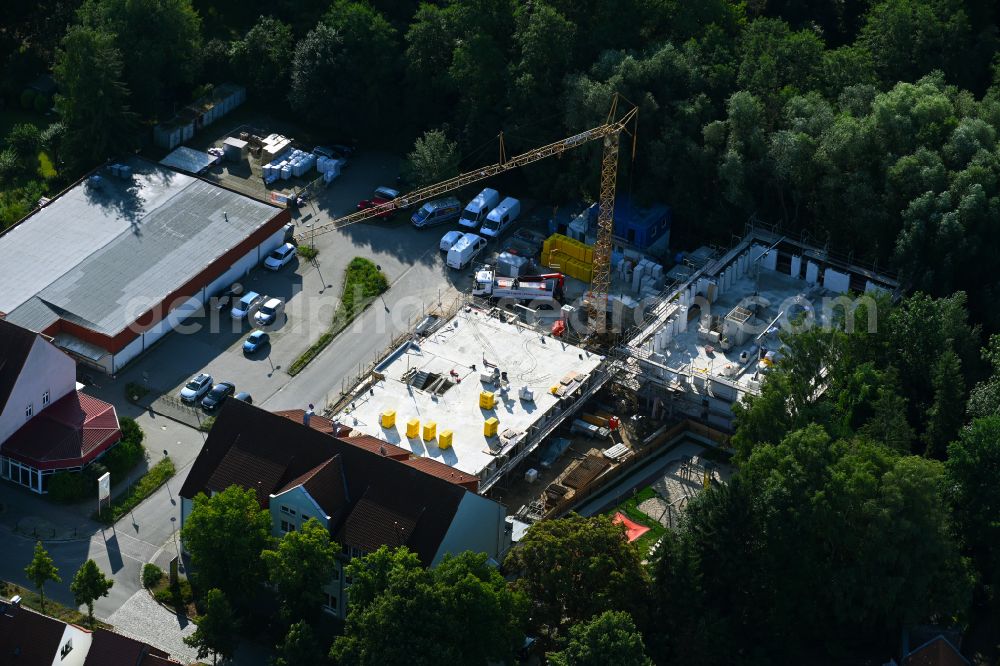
[{"x1": 303, "y1": 96, "x2": 901, "y2": 541}]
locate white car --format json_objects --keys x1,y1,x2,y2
[
  {"x1": 254, "y1": 298, "x2": 284, "y2": 327},
  {"x1": 264, "y1": 243, "x2": 296, "y2": 271},
  {"x1": 179, "y1": 373, "x2": 213, "y2": 403},
  {"x1": 440, "y1": 230, "x2": 464, "y2": 253}
]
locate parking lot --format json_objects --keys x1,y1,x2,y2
[{"x1": 101, "y1": 149, "x2": 501, "y2": 412}]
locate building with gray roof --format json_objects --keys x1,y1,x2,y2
[{"x1": 0, "y1": 156, "x2": 290, "y2": 373}]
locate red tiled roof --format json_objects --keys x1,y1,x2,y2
[
  {"x1": 338, "y1": 491, "x2": 418, "y2": 553},
  {"x1": 399, "y1": 456, "x2": 480, "y2": 492},
  {"x1": 274, "y1": 409, "x2": 354, "y2": 437},
  {"x1": 904, "y1": 636, "x2": 969, "y2": 666},
  {"x1": 2, "y1": 390, "x2": 120, "y2": 470},
  {"x1": 206, "y1": 444, "x2": 287, "y2": 507}
]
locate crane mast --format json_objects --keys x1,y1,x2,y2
[{"x1": 297, "y1": 97, "x2": 637, "y2": 332}]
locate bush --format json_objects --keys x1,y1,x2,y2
[
  {"x1": 39, "y1": 122, "x2": 64, "y2": 157},
  {"x1": 100, "y1": 436, "x2": 145, "y2": 479},
  {"x1": 20, "y1": 89, "x2": 35, "y2": 110},
  {"x1": 33, "y1": 94, "x2": 50, "y2": 114},
  {"x1": 297, "y1": 245, "x2": 319, "y2": 261},
  {"x1": 143, "y1": 563, "x2": 164, "y2": 589},
  {"x1": 198, "y1": 416, "x2": 216, "y2": 432},
  {"x1": 95, "y1": 457, "x2": 175, "y2": 524},
  {"x1": 119, "y1": 416, "x2": 144, "y2": 445},
  {"x1": 124, "y1": 382, "x2": 149, "y2": 402},
  {"x1": 6, "y1": 123, "x2": 41, "y2": 156},
  {"x1": 0, "y1": 148, "x2": 18, "y2": 185},
  {"x1": 47, "y1": 470, "x2": 92, "y2": 502}
]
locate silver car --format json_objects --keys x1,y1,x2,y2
[{"x1": 179, "y1": 373, "x2": 213, "y2": 403}]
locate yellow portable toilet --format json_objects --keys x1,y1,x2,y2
[
  {"x1": 479, "y1": 391, "x2": 496, "y2": 410},
  {"x1": 484, "y1": 417, "x2": 499, "y2": 437},
  {"x1": 423, "y1": 421, "x2": 437, "y2": 441},
  {"x1": 380, "y1": 409, "x2": 396, "y2": 428},
  {"x1": 439, "y1": 429, "x2": 453, "y2": 449},
  {"x1": 406, "y1": 418, "x2": 420, "y2": 438}
]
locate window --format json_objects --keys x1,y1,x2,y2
[
  {"x1": 280, "y1": 520, "x2": 295, "y2": 533},
  {"x1": 323, "y1": 593, "x2": 338, "y2": 610},
  {"x1": 60, "y1": 637, "x2": 73, "y2": 659},
  {"x1": 280, "y1": 505, "x2": 296, "y2": 516},
  {"x1": 25, "y1": 403, "x2": 33, "y2": 419},
  {"x1": 42, "y1": 390, "x2": 50, "y2": 406}
]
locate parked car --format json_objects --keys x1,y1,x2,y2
[
  {"x1": 234, "y1": 392, "x2": 253, "y2": 404},
  {"x1": 201, "y1": 382, "x2": 236, "y2": 411},
  {"x1": 440, "y1": 230, "x2": 464, "y2": 253},
  {"x1": 254, "y1": 298, "x2": 284, "y2": 327},
  {"x1": 411, "y1": 197, "x2": 461, "y2": 228},
  {"x1": 356, "y1": 186, "x2": 400, "y2": 218},
  {"x1": 180, "y1": 373, "x2": 213, "y2": 403},
  {"x1": 264, "y1": 243, "x2": 296, "y2": 271},
  {"x1": 242, "y1": 330, "x2": 270, "y2": 354},
  {"x1": 231, "y1": 291, "x2": 264, "y2": 319}
]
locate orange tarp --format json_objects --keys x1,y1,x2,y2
[{"x1": 612, "y1": 512, "x2": 651, "y2": 543}]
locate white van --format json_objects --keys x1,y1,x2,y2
[
  {"x1": 447, "y1": 233, "x2": 487, "y2": 270},
  {"x1": 458, "y1": 188, "x2": 500, "y2": 229},
  {"x1": 440, "y1": 230, "x2": 464, "y2": 252},
  {"x1": 480, "y1": 197, "x2": 521, "y2": 239},
  {"x1": 411, "y1": 197, "x2": 461, "y2": 228}
]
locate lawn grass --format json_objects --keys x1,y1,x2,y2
[
  {"x1": 607, "y1": 485, "x2": 667, "y2": 556},
  {"x1": 0, "y1": 580, "x2": 110, "y2": 629},
  {"x1": 288, "y1": 257, "x2": 388, "y2": 375},
  {"x1": 94, "y1": 457, "x2": 175, "y2": 524},
  {"x1": 37, "y1": 150, "x2": 56, "y2": 179}
]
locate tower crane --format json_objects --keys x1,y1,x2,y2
[{"x1": 297, "y1": 95, "x2": 637, "y2": 332}]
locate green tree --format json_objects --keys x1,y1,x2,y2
[
  {"x1": 24, "y1": 541, "x2": 60, "y2": 613},
  {"x1": 402, "y1": 129, "x2": 459, "y2": 187},
  {"x1": 0, "y1": 147, "x2": 19, "y2": 186},
  {"x1": 331, "y1": 549, "x2": 525, "y2": 665},
  {"x1": 229, "y1": 16, "x2": 293, "y2": 99},
  {"x1": 180, "y1": 485, "x2": 272, "y2": 606},
  {"x1": 547, "y1": 610, "x2": 653, "y2": 666},
  {"x1": 184, "y1": 588, "x2": 238, "y2": 666},
  {"x1": 946, "y1": 416, "x2": 1000, "y2": 593},
  {"x1": 261, "y1": 517, "x2": 338, "y2": 621},
  {"x1": 53, "y1": 26, "x2": 137, "y2": 170},
  {"x1": 5, "y1": 123, "x2": 41, "y2": 157},
  {"x1": 272, "y1": 620, "x2": 324, "y2": 666},
  {"x1": 924, "y1": 348, "x2": 966, "y2": 458},
  {"x1": 968, "y1": 334, "x2": 1000, "y2": 419},
  {"x1": 288, "y1": 3, "x2": 398, "y2": 135},
  {"x1": 504, "y1": 513, "x2": 648, "y2": 634},
  {"x1": 70, "y1": 559, "x2": 113, "y2": 628},
  {"x1": 77, "y1": 0, "x2": 203, "y2": 117}
]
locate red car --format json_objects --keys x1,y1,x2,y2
[{"x1": 356, "y1": 186, "x2": 401, "y2": 218}]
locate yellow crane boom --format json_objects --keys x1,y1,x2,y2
[{"x1": 297, "y1": 97, "x2": 637, "y2": 330}]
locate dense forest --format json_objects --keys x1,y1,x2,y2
[{"x1": 4, "y1": 0, "x2": 1000, "y2": 663}]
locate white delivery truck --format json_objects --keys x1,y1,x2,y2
[
  {"x1": 472, "y1": 267, "x2": 564, "y2": 305},
  {"x1": 447, "y1": 233, "x2": 487, "y2": 270},
  {"x1": 458, "y1": 188, "x2": 500, "y2": 229},
  {"x1": 480, "y1": 197, "x2": 521, "y2": 238},
  {"x1": 411, "y1": 197, "x2": 461, "y2": 228}
]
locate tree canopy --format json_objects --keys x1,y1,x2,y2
[{"x1": 261, "y1": 517, "x2": 338, "y2": 622}]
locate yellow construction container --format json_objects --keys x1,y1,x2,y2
[
  {"x1": 479, "y1": 391, "x2": 496, "y2": 410},
  {"x1": 380, "y1": 409, "x2": 396, "y2": 428},
  {"x1": 406, "y1": 418, "x2": 420, "y2": 438},
  {"x1": 422, "y1": 421, "x2": 437, "y2": 441},
  {"x1": 438, "y1": 429, "x2": 453, "y2": 449},
  {"x1": 484, "y1": 417, "x2": 499, "y2": 437}
]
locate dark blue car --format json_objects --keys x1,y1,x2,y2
[{"x1": 243, "y1": 330, "x2": 269, "y2": 354}]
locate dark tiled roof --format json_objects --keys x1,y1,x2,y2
[
  {"x1": 181, "y1": 400, "x2": 471, "y2": 564},
  {"x1": 0, "y1": 602, "x2": 66, "y2": 665},
  {"x1": 300, "y1": 457, "x2": 348, "y2": 520},
  {"x1": 0, "y1": 318, "x2": 38, "y2": 415},
  {"x1": 2, "y1": 391, "x2": 120, "y2": 470},
  {"x1": 86, "y1": 627, "x2": 174, "y2": 665}
]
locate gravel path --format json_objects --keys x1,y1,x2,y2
[{"x1": 106, "y1": 590, "x2": 198, "y2": 664}]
